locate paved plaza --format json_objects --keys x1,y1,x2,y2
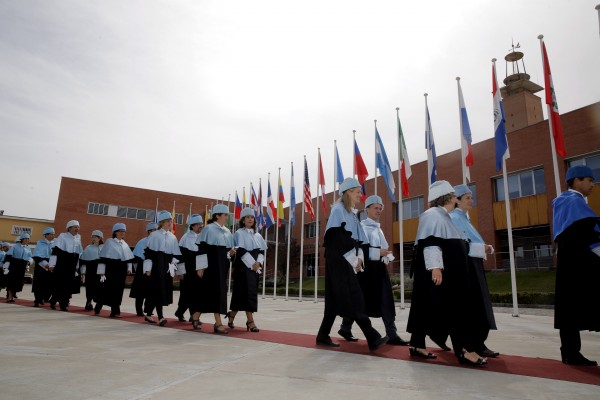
[{"x1": 1, "y1": 285, "x2": 599, "y2": 399}]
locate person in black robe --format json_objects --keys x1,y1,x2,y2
[
  {"x1": 175, "y1": 215, "x2": 203, "y2": 323},
  {"x1": 3, "y1": 233, "x2": 33, "y2": 302},
  {"x1": 143, "y1": 211, "x2": 181, "y2": 326},
  {"x1": 194, "y1": 204, "x2": 235, "y2": 333},
  {"x1": 0, "y1": 242, "x2": 9, "y2": 297},
  {"x1": 338, "y1": 195, "x2": 409, "y2": 345},
  {"x1": 552, "y1": 165, "x2": 600, "y2": 366},
  {"x1": 226, "y1": 207, "x2": 266, "y2": 332},
  {"x1": 48, "y1": 220, "x2": 83, "y2": 311},
  {"x1": 316, "y1": 178, "x2": 388, "y2": 352},
  {"x1": 31, "y1": 228, "x2": 55, "y2": 306},
  {"x1": 94, "y1": 223, "x2": 134, "y2": 318},
  {"x1": 130, "y1": 223, "x2": 157, "y2": 316},
  {"x1": 406, "y1": 180, "x2": 486, "y2": 366},
  {"x1": 79, "y1": 230, "x2": 104, "y2": 311}
]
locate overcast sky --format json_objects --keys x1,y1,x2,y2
[{"x1": 1, "y1": 0, "x2": 599, "y2": 220}]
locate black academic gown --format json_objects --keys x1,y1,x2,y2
[
  {"x1": 97, "y1": 257, "x2": 130, "y2": 307},
  {"x1": 196, "y1": 242, "x2": 229, "y2": 314},
  {"x1": 357, "y1": 244, "x2": 395, "y2": 319},
  {"x1": 407, "y1": 236, "x2": 471, "y2": 351},
  {"x1": 32, "y1": 256, "x2": 52, "y2": 301},
  {"x1": 554, "y1": 217, "x2": 600, "y2": 331},
  {"x1": 145, "y1": 248, "x2": 175, "y2": 307},
  {"x1": 179, "y1": 246, "x2": 201, "y2": 312},
  {"x1": 129, "y1": 256, "x2": 147, "y2": 300},
  {"x1": 51, "y1": 247, "x2": 80, "y2": 303},
  {"x1": 81, "y1": 259, "x2": 101, "y2": 302},
  {"x1": 466, "y1": 256, "x2": 497, "y2": 331},
  {"x1": 229, "y1": 248, "x2": 262, "y2": 313},
  {"x1": 4, "y1": 256, "x2": 28, "y2": 293}
]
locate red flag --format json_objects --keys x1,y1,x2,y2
[
  {"x1": 353, "y1": 139, "x2": 369, "y2": 202},
  {"x1": 234, "y1": 192, "x2": 242, "y2": 220},
  {"x1": 541, "y1": 40, "x2": 566, "y2": 157},
  {"x1": 303, "y1": 158, "x2": 315, "y2": 221},
  {"x1": 318, "y1": 150, "x2": 327, "y2": 214}
]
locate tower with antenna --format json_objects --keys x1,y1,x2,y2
[{"x1": 499, "y1": 41, "x2": 544, "y2": 133}]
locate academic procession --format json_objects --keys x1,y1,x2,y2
[{"x1": 2, "y1": 35, "x2": 600, "y2": 396}]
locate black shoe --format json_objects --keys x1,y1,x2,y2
[
  {"x1": 109, "y1": 313, "x2": 122, "y2": 318},
  {"x1": 84, "y1": 303, "x2": 93, "y2": 311},
  {"x1": 480, "y1": 348, "x2": 500, "y2": 358},
  {"x1": 561, "y1": 351, "x2": 598, "y2": 366},
  {"x1": 431, "y1": 337, "x2": 451, "y2": 351},
  {"x1": 94, "y1": 304, "x2": 102, "y2": 315},
  {"x1": 192, "y1": 320, "x2": 201, "y2": 330},
  {"x1": 458, "y1": 351, "x2": 487, "y2": 367},
  {"x1": 387, "y1": 336, "x2": 410, "y2": 346},
  {"x1": 60, "y1": 307, "x2": 68, "y2": 312},
  {"x1": 136, "y1": 312, "x2": 144, "y2": 317},
  {"x1": 337, "y1": 329, "x2": 358, "y2": 342},
  {"x1": 144, "y1": 316, "x2": 157, "y2": 324},
  {"x1": 409, "y1": 347, "x2": 437, "y2": 359},
  {"x1": 159, "y1": 318, "x2": 168, "y2": 327},
  {"x1": 49, "y1": 303, "x2": 56, "y2": 310},
  {"x1": 225, "y1": 312, "x2": 236, "y2": 329},
  {"x1": 316, "y1": 336, "x2": 340, "y2": 347},
  {"x1": 368, "y1": 336, "x2": 389, "y2": 352},
  {"x1": 175, "y1": 311, "x2": 186, "y2": 322}
]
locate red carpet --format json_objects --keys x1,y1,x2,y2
[{"x1": 9, "y1": 299, "x2": 600, "y2": 386}]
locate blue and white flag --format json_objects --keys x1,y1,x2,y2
[
  {"x1": 425, "y1": 97, "x2": 437, "y2": 184},
  {"x1": 375, "y1": 128, "x2": 396, "y2": 201},
  {"x1": 492, "y1": 62, "x2": 509, "y2": 171},
  {"x1": 334, "y1": 142, "x2": 344, "y2": 184},
  {"x1": 290, "y1": 164, "x2": 296, "y2": 225}
]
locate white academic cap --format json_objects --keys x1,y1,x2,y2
[
  {"x1": 17, "y1": 233, "x2": 31, "y2": 241},
  {"x1": 112, "y1": 222, "x2": 126, "y2": 232},
  {"x1": 157, "y1": 210, "x2": 172, "y2": 222},
  {"x1": 212, "y1": 204, "x2": 230, "y2": 215},
  {"x1": 146, "y1": 223, "x2": 158, "y2": 232},
  {"x1": 42, "y1": 227, "x2": 55, "y2": 236},
  {"x1": 188, "y1": 214, "x2": 203, "y2": 225},
  {"x1": 453, "y1": 184, "x2": 472, "y2": 198},
  {"x1": 365, "y1": 195, "x2": 384, "y2": 210},
  {"x1": 91, "y1": 230, "x2": 104, "y2": 238},
  {"x1": 427, "y1": 180, "x2": 454, "y2": 202},
  {"x1": 66, "y1": 220, "x2": 80, "y2": 229},
  {"x1": 339, "y1": 177, "x2": 361, "y2": 196},
  {"x1": 240, "y1": 207, "x2": 255, "y2": 219}
]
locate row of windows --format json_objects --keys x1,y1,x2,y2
[{"x1": 87, "y1": 202, "x2": 184, "y2": 225}]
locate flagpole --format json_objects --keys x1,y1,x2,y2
[
  {"x1": 424, "y1": 93, "x2": 431, "y2": 188},
  {"x1": 457, "y1": 77, "x2": 468, "y2": 185},
  {"x1": 374, "y1": 120, "x2": 378, "y2": 196},
  {"x1": 286, "y1": 162, "x2": 294, "y2": 301},
  {"x1": 226, "y1": 194, "x2": 233, "y2": 295},
  {"x1": 273, "y1": 168, "x2": 281, "y2": 300},
  {"x1": 262, "y1": 175, "x2": 269, "y2": 299},
  {"x1": 538, "y1": 35, "x2": 562, "y2": 198},
  {"x1": 395, "y1": 107, "x2": 406, "y2": 309},
  {"x1": 353, "y1": 130, "x2": 357, "y2": 177},
  {"x1": 596, "y1": 4, "x2": 600, "y2": 37},
  {"x1": 333, "y1": 140, "x2": 337, "y2": 203},
  {"x1": 314, "y1": 149, "x2": 321, "y2": 303},
  {"x1": 299, "y1": 156, "x2": 306, "y2": 302}
]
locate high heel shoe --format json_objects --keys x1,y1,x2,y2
[
  {"x1": 246, "y1": 320, "x2": 260, "y2": 332},
  {"x1": 214, "y1": 323, "x2": 228, "y2": 334},
  {"x1": 225, "y1": 312, "x2": 235, "y2": 329},
  {"x1": 458, "y1": 351, "x2": 487, "y2": 367},
  {"x1": 192, "y1": 320, "x2": 201, "y2": 330},
  {"x1": 409, "y1": 347, "x2": 437, "y2": 359},
  {"x1": 144, "y1": 316, "x2": 157, "y2": 324}
]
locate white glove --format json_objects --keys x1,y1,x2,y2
[
  {"x1": 75, "y1": 270, "x2": 79, "y2": 277},
  {"x1": 100, "y1": 275, "x2": 106, "y2": 283},
  {"x1": 168, "y1": 263, "x2": 176, "y2": 277},
  {"x1": 171, "y1": 258, "x2": 179, "y2": 265},
  {"x1": 256, "y1": 267, "x2": 262, "y2": 275},
  {"x1": 3, "y1": 265, "x2": 8, "y2": 275},
  {"x1": 381, "y1": 256, "x2": 389, "y2": 265},
  {"x1": 81, "y1": 274, "x2": 86, "y2": 284},
  {"x1": 127, "y1": 263, "x2": 133, "y2": 275},
  {"x1": 26, "y1": 265, "x2": 30, "y2": 273}
]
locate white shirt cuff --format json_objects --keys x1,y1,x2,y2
[
  {"x1": 143, "y1": 259, "x2": 153, "y2": 273},
  {"x1": 423, "y1": 246, "x2": 444, "y2": 271},
  {"x1": 97, "y1": 263, "x2": 106, "y2": 274},
  {"x1": 369, "y1": 247, "x2": 380, "y2": 261},
  {"x1": 196, "y1": 254, "x2": 208, "y2": 270},
  {"x1": 468, "y1": 243, "x2": 487, "y2": 259},
  {"x1": 49, "y1": 255, "x2": 57, "y2": 267},
  {"x1": 241, "y1": 252, "x2": 256, "y2": 269}
]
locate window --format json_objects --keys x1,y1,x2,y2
[
  {"x1": 87, "y1": 202, "x2": 109, "y2": 216},
  {"x1": 568, "y1": 154, "x2": 600, "y2": 182},
  {"x1": 303, "y1": 254, "x2": 316, "y2": 276},
  {"x1": 127, "y1": 207, "x2": 137, "y2": 219},
  {"x1": 394, "y1": 196, "x2": 424, "y2": 221},
  {"x1": 146, "y1": 210, "x2": 155, "y2": 222},
  {"x1": 117, "y1": 206, "x2": 127, "y2": 218},
  {"x1": 175, "y1": 213, "x2": 184, "y2": 225},
  {"x1": 494, "y1": 168, "x2": 546, "y2": 201},
  {"x1": 305, "y1": 222, "x2": 316, "y2": 238}
]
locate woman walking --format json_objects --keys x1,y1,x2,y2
[
  {"x1": 80, "y1": 230, "x2": 104, "y2": 311},
  {"x1": 226, "y1": 207, "x2": 266, "y2": 332},
  {"x1": 2, "y1": 233, "x2": 33, "y2": 303},
  {"x1": 32, "y1": 227, "x2": 56, "y2": 307},
  {"x1": 176, "y1": 214, "x2": 203, "y2": 323},
  {"x1": 130, "y1": 223, "x2": 157, "y2": 316}
]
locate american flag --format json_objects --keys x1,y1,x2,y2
[{"x1": 303, "y1": 157, "x2": 315, "y2": 221}]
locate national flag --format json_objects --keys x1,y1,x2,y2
[
  {"x1": 184, "y1": 203, "x2": 192, "y2": 233},
  {"x1": 242, "y1": 187, "x2": 247, "y2": 207},
  {"x1": 541, "y1": 40, "x2": 566, "y2": 157},
  {"x1": 318, "y1": 150, "x2": 327, "y2": 214},
  {"x1": 303, "y1": 158, "x2": 315, "y2": 221},
  {"x1": 250, "y1": 183, "x2": 259, "y2": 217},
  {"x1": 375, "y1": 128, "x2": 396, "y2": 201},
  {"x1": 425, "y1": 98, "x2": 437, "y2": 184},
  {"x1": 152, "y1": 198, "x2": 159, "y2": 224},
  {"x1": 171, "y1": 201, "x2": 177, "y2": 235},
  {"x1": 353, "y1": 139, "x2": 368, "y2": 201},
  {"x1": 234, "y1": 191, "x2": 242, "y2": 220},
  {"x1": 492, "y1": 60, "x2": 510, "y2": 171},
  {"x1": 290, "y1": 164, "x2": 296, "y2": 225},
  {"x1": 204, "y1": 206, "x2": 211, "y2": 226},
  {"x1": 257, "y1": 180, "x2": 265, "y2": 230},
  {"x1": 277, "y1": 174, "x2": 285, "y2": 227},
  {"x1": 265, "y1": 178, "x2": 276, "y2": 229},
  {"x1": 457, "y1": 79, "x2": 474, "y2": 181},
  {"x1": 397, "y1": 113, "x2": 412, "y2": 197},
  {"x1": 334, "y1": 142, "x2": 344, "y2": 184}
]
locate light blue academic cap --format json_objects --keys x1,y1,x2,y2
[
  {"x1": 146, "y1": 223, "x2": 158, "y2": 231},
  {"x1": 212, "y1": 204, "x2": 230, "y2": 215},
  {"x1": 339, "y1": 177, "x2": 361, "y2": 196},
  {"x1": 112, "y1": 222, "x2": 126, "y2": 232},
  {"x1": 365, "y1": 195, "x2": 384, "y2": 210},
  {"x1": 18, "y1": 233, "x2": 31, "y2": 241},
  {"x1": 453, "y1": 184, "x2": 472, "y2": 198},
  {"x1": 91, "y1": 230, "x2": 104, "y2": 238},
  {"x1": 66, "y1": 220, "x2": 80, "y2": 229},
  {"x1": 42, "y1": 227, "x2": 55, "y2": 236},
  {"x1": 240, "y1": 207, "x2": 255, "y2": 219},
  {"x1": 157, "y1": 210, "x2": 172, "y2": 222},
  {"x1": 566, "y1": 165, "x2": 594, "y2": 183},
  {"x1": 188, "y1": 214, "x2": 203, "y2": 225}
]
